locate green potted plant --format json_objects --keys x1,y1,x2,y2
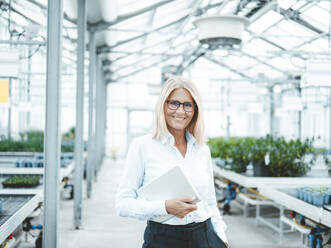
[
  {"x1": 268, "y1": 137, "x2": 316, "y2": 177},
  {"x1": 208, "y1": 137, "x2": 228, "y2": 167},
  {"x1": 249, "y1": 137, "x2": 271, "y2": 177},
  {"x1": 227, "y1": 138, "x2": 250, "y2": 173}
]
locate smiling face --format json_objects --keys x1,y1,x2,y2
[{"x1": 164, "y1": 88, "x2": 195, "y2": 134}]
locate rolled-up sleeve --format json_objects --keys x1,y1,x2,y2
[
  {"x1": 115, "y1": 138, "x2": 168, "y2": 221},
  {"x1": 206, "y1": 147, "x2": 228, "y2": 244}
]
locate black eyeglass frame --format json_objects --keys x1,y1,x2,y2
[{"x1": 165, "y1": 100, "x2": 197, "y2": 112}]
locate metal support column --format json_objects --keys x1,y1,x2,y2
[
  {"x1": 298, "y1": 87, "x2": 302, "y2": 140},
  {"x1": 7, "y1": 78, "x2": 12, "y2": 139},
  {"x1": 27, "y1": 44, "x2": 32, "y2": 127},
  {"x1": 298, "y1": 111, "x2": 302, "y2": 140},
  {"x1": 269, "y1": 86, "x2": 275, "y2": 137},
  {"x1": 226, "y1": 115, "x2": 230, "y2": 139},
  {"x1": 94, "y1": 61, "x2": 103, "y2": 178},
  {"x1": 74, "y1": 0, "x2": 86, "y2": 229},
  {"x1": 101, "y1": 73, "x2": 107, "y2": 163},
  {"x1": 97, "y1": 68, "x2": 106, "y2": 171},
  {"x1": 43, "y1": 0, "x2": 63, "y2": 247},
  {"x1": 329, "y1": 88, "x2": 331, "y2": 150},
  {"x1": 87, "y1": 31, "x2": 96, "y2": 198}
]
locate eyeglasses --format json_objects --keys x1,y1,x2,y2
[{"x1": 166, "y1": 100, "x2": 196, "y2": 112}]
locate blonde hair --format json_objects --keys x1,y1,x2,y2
[{"x1": 152, "y1": 77, "x2": 205, "y2": 146}]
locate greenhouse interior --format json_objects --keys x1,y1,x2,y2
[{"x1": 0, "y1": 0, "x2": 331, "y2": 247}]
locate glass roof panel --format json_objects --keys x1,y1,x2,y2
[
  {"x1": 111, "y1": 36, "x2": 145, "y2": 51},
  {"x1": 135, "y1": 56, "x2": 164, "y2": 68},
  {"x1": 317, "y1": 1, "x2": 331, "y2": 11},
  {"x1": 301, "y1": 4, "x2": 330, "y2": 33},
  {"x1": 266, "y1": 57, "x2": 297, "y2": 72},
  {"x1": 242, "y1": 38, "x2": 281, "y2": 57},
  {"x1": 32, "y1": 0, "x2": 47, "y2": 5},
  {"x1": 114, "y1": 34, "x2": 173, "y2": 55},
  {"x1": 157, "y1": 24, "x2": 181, "y2": 34},
  {"x1": 153, "y1": 0, "x2": 191, "y2": 28},
  {"x1": 249, "y1": 10, "x2": 283, "y2": 34},
  {"x1": 10, "y1": 11, "x2": 30, "y2": 27},
  {"x1": 117, "y1": 0, "x2": 162, "y2": 16},
  {"x1": 112, "y1": 11, "x2": 153, "y2": 30},
  {"x1": 300, "y1": 42, "x2": 325, "y2": 53},
  {"x1": 277, "y1": 19, "x2": 316, "y2": 37},
  {"x1": 194, "y1": 57, "x2": 245, "y2": 80},
  {"x1": 277, "y1": 0, "x2": 297, "y2": 9},
  {"x1": 107, "y1": 51, "x2": 134, "y2": 61},
  {"x1": 115, "y1": 57, "x2": 164, "y2": 79},
  {"x1": 171, "y1": 39, "x2": 196, "y2": 54},
  {"x1": 291, "y1": 1, "x2": 310, "y2": 10},
  {"x1": 310, "y1": 38, "x2": 331, "y2": 51},
  {"x1": 246, "y1": 64, "x2": 284, "y2": 78},
  {"x1": 137, "y1": 41, "x2": 171, "y2": 54},
  {"x1": 163, "y1": 56, "x2": 184, "y2": 66},
  {"x1": 221, "y1": 54, "x2": 261, "y2": 70},
  {"x1": 143, "y1": 43, "x2": 171, "y2": 54},
  {"x1": 12, "y1": 0, "x2": 46, "y2": 26},
  {"x1": 300, "y1": 38, "x2": 331, "y2": 53},
  {"x1": 264, "y1": 25, "x2": 307, "y2": 49},
  {"x1": 112, "y1": 54, "x2": 152, "y2": 69},
  {"x1": 144, "y1": 32, "x2": 173, "y2": 47},
  {"x1": 109, "y1": 30, "x2": 143, "y2": 44},
  {"x1": 170, "y1": 32, "x2": 195, "y2": 48}
]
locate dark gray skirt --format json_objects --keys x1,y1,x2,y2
[{"x1": 142, "y1": 218, "x2": 227, "y2": 248}]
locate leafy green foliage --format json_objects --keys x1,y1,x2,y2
[
  {"x1": 208, "y1": 136, "x2": 317, "y2": 177},
  {"x1": 0, "y1": 129, "x2": 74, "y2": 152},
  {"x1": 62, "y1": 127, "x2": 75, "y2": 139},
  {"x1": 268, "y1": 137, "x2": 316, "y2": 177},
  {"x1": 0, "y1": 139, "x2": 25, "y2": 151},
  {"x1": 2, "y1": 176, "x2": 40, "y2": 188},
  {"x1": 208, "y1": 137, "x2": 252, "y2": 173}
]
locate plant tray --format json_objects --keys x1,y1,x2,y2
[{"x1": 2, "y1": 182, "x2": 40, "y2": 188}]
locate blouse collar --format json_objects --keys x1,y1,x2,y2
[{"x1": 161, "y1": 130, "x2": 197, "y2": 147}]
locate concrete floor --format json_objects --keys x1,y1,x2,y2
[{"x1": 18, "y1": 157, "x2": 312, "y2": 248}]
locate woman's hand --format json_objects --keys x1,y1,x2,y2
[{"x1": 165, "y1": 196, "x2": 198, "y2": 218}]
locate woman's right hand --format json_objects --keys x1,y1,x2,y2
[{"x1": 165, "y1": 196, "x2": 198, "y2": 218}]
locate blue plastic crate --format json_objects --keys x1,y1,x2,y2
[
  {"x1": 14, "y1": 161, "x2": 20, "y2": 168},
  {"x1": 324, "y1": 191, "x2": 331, "y2": 205},
  {"x1": 313, "y1": 193, "x2": 324, "y2": 206}
]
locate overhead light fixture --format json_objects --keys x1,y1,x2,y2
[{"x1": 193, "y1": 15, "x2": 250, "y2": 49}]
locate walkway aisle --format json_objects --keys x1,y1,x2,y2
[{"x1": 59, "y1": 157, "x2": 146, "y2": 248}]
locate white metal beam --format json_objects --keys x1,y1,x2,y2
[
  {"x1": 43, "y1": 0, "x2": 62, "y2": 247},
  {"x1": 87, "y1": 30, "x2": 96, "y2": 198},
  {"x1": 74, "y1": 0, "x2": 86, "y2": 229}
]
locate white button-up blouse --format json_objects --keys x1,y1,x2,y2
[{"x1": 115, "y1": 131, "x2": 228, "y2": 243}]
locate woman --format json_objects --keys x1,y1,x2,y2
[{"x1": 115, "y1": 77, "x2": 228, "y2": 248}]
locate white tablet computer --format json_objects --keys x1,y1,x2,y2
[{"x1": 137, "y1": 165, "x2": 200, "y2": 204}]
